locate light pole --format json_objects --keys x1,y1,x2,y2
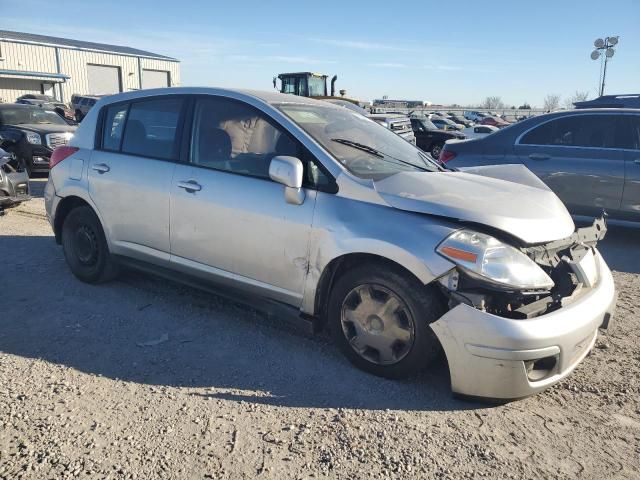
[{"x1": 591, "y1": 36, "x2": 619, "y2": 97}]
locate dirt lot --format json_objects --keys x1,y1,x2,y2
[{"x1": 1, "y1": 179, "x2": 639, "y2": 479}]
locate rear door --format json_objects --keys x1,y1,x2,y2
[
  {"x1": 619, "y1": 114, "x2": 640, "y2": 221},
  {"x1": 88, "y1": 96, "x2": 186, "y2": 264},
  {"x1": 514, "y1": 113, "x2": 625, "y2": 217}
]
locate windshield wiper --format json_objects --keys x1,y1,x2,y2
[
  {"x1": 331, "y1": 138, "x2": 384, "y2": 158},
  {"x1": 331, "y1": 137, "x2": 430, "y2": 172}
]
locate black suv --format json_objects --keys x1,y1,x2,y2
[
  {"x1": 410, "y1": 116, "x2": 465, "y2": 158},
  {"x1": 0, "y1": 104, "x2": 77, "y2": 176}
]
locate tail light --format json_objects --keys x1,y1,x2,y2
[
  {"x1": 49, "y1": 146, "x2": 79, "y2": 169},
  {"x1": 439, "y1": 150, "x2": 457, "y2": 164}
]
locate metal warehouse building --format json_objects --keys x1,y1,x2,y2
[{"x1": 0, "y1": 30, "x2": 180, "y2": 104}]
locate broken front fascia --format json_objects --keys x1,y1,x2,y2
[
  {"x1": 0, "y1": 152, "x2": 31, "y2": 207},
  {"x1": 436, "y1": 217, "x2": 608, "y2": 320}
]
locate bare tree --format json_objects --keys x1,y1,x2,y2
[
  {"x1": 482, "y1": 96, "x2": 504, "y2": 109},
  {"x1": 543, "y1": 94, "x2": 561, "y2": 112},
  {"x1": 564, "y1": 91, "x2": 590, "y2": 109}
]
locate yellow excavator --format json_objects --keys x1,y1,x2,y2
[{"x1": 273, "y1": 72, "x2": 360, "y2": 105}]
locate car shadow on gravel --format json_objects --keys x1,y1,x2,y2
[
  {"x1": 0, "y1": 234, "x2": 485, "y2": 413},
  {"x1": 596, "y1": 225, "x2": 640, "y2": 274}
]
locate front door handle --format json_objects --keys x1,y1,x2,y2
[
  {"x1": 177, "y1": 180, "x2": 202, "y2": 193},
  {"x1": 529, "y1": 153, "x2": 550, "y2": 161},
  {"x1": 91, "y1": 163, "x2": 110, "y2": 174}
]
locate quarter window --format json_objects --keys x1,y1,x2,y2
[
  {"x1": 120, "y1": 98, "x2": 183, "y2": 160},
  {"x1": 102, "y1": 104, "x2": 128, "y2": 151}
]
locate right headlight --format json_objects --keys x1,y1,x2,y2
[
  {"x1": 25, "y1": 132, "x2": 42, "y2": 145},
  {"x1": 436, "y1": 229, "x2": 554, "y2": 290}
]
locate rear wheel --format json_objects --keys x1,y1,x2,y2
[
  {"x1": 61, "y1": 206, "x2": 118, "y2": 283},
  {"x1": 328, "y1": 264, "x2": 445, "y2": 379},
  {"x1": 430, "y1": 143, "x2": 444, "y2": 160}
]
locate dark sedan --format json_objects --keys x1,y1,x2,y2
[
  {"x1": 0, "y1": 104, "x2": 77, "y2": 176},
  {"x1": 439, "y1": 108, "x2": 640, "y2": 223}
]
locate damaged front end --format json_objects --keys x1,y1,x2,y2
[
  {"x1": 0, "y1": 148, "x2": 30, "y2": 209},
  {"x1": 437, "y1": 217, "x2": 608, "y2": 321}
]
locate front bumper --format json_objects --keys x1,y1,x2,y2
[
  {"x1": 0, "y1": 170, "x2": 30, "y2": 207},
  {"x1": 430, "y1": 250, "x2": 616, "y2": 400}
]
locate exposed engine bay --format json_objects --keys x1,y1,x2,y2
[{"x1": 439, "y1": 217, "x2": 608, "y2": 319}]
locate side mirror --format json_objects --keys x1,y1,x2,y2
[{"x1": 269, "y1": 156, "x2": 305, "y2": 205}]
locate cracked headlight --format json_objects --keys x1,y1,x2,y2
[
  {"x1": 436, "y1": 229, "x2": 554, "y2": 290},
  {"x1": 25, "y1": 132, "x2": 42, "y2": 145}
]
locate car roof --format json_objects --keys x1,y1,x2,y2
[{"x1": 95, "y1": 87, "x2": 342, "y2": 109}]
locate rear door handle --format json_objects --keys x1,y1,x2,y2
[
  {"x1": 177, "y1": 180, "x2": 202, "y2": 192},
  {"x1": 528, "y1": 153, "x2": 550, "y2": 161},
  {"x1": 91, "y1": 163, "x2": 110, "y2": 174}
]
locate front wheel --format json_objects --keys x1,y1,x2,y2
[
  {"x1": 328, "y1": 264, "x2": 445, "y2": 379},
  {"x1": 430, "y1": 143, "x2": 444, "y2": 160},
  {"x1": 61, "y1": 206, "x2": 118, "y2": 283}
]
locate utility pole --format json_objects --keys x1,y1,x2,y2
[{"x1": 591, "y1": 36, "x2": 619, "y2": 97}]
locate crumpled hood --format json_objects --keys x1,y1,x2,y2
[
  {"x1": 14, "y1": 123, "x2": 76, "y2": 134},
  {"x1": 373, "y1": 164, "x2": 575, "y2": 244}
]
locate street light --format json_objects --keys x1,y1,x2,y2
[{"x1": 591, "y1": 36, "x2": 619, "y2": 97}]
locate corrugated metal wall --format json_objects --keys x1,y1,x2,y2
[{"x1": 0, "y1": 39, "x2": 180, "y2": 104}]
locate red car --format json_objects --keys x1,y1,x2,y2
[{"x1": 479, "y1": 116, "x2": 510, "y2": 128}]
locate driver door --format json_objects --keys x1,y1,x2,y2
[{"x1": 170, "y1": 96, "x2": 319, "y2": 306}]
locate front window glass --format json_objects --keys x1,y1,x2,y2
[
  {"x1": 521, "y1": 114, "x2": 630, "y2": 148},
  {"x1": 0, "y1": 107, "x2": 67, "y2": 125},
  {"x1": 277, "y1": 103, "x2": 439, "y2": 180}
]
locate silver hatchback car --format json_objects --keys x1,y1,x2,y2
[{"x1": 45, "y1": 88, "x2": 616, "y2": 400}]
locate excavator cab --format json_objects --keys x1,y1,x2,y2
[{"x1": 274, "y1": 72, "x2": 338, "y2": 98}]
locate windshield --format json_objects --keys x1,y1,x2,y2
[
  {"x1": 277, "y1": 103, "x2": 440, "y2": 180},
  {"x1": 0, "y1": 107, "x2": 68, "y2": 126},
  {"x1": 415, "y1": 118, "x2": 438, "y2": 130}
]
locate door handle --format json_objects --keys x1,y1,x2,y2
[
  {"x1": 528, "y1": 153, "x2": 550, "y2": 161},
  {"x1": 91, "y1": 163, "x2": 110, "y2": 174},
  {"x1": 177, "y1": 180, "x2": 202, "y2": 192}
]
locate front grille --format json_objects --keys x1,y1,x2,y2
[{"x1": 46, "y1": 133, "x2": 71, "y2": 149}]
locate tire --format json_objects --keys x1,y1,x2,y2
[
  {"x1": 430, "y1": 143, "x2": 444, "y2": 160},
  {"x1": 61, "y1": 206, "x2": 119, "y2": 283},
  {"x1": 328, "y1": 263, "x2": 445, "y2": 379}
]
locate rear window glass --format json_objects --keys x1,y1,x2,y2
[{"x1": 120, "y1": 98, "x2": 183, "y2": 160}]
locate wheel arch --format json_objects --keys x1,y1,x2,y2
[
  {"x1": 53, "y1": 195, "x2": 93, "y2": 244},
  {"x1": 311, "y1": 252, "x2": 441, "y2": 322}
]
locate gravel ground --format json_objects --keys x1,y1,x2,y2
[{"x1": 0, "y1": 179, "x2": 639, "y2": 479}]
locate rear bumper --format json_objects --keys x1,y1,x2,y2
[{"x1": 430, "y1": 250, "x2": 616, "y2": 400}]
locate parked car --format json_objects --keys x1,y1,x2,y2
[
  {"x1": 0, "y1": 104, "x2": 76, "y2": 176},
  {"x1": 463, "y1": 111, "x2": 489, "y2": 122},
  {"x1": 430, "y1": 116, "x2": 464, "y2": 131},
  {"x1": 0, "y1": 146, "x2": 30, "y2": 208},
  {"x1": 323, "y1": 98, "x2": 370, "y2": 116},
  {"x1": 368, "y1": 113, "x2": 416, "y2": 144},
  {"x1": 16, "y1": 94, "x2": 75, "y2": 122},
  {"x1": 45, "y1": 88, "x2": 616, "y2": 400},
  {"x1": 410, "y1": 116, "x2": 465, "y2": 158},
  {"x1": 479, "y1": 116, "x2": 510, "y2": 128},
  {"x1": 70, "y1": 94, "x2": 103, "y2": 122},
  {"x1": 574, "y1": 94, "x2": 640, "y2": 109},
  {"x1": 440, "y1": 109, "x2": 640, "y2": 223},
  {"x1": 462, "y1": 124, "x2": 499, "y2": 139},
  {"x1": 447, "y1": 114, "x2": 473, "y2": 128}
]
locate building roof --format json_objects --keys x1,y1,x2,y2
[{"x1": 0, "y1": 30, "x2": 178, "y2": 61}]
